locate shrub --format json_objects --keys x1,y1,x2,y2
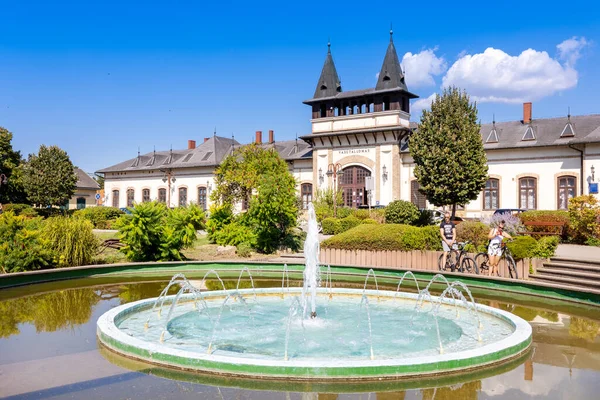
[
  {"x1": 336, "y1": 207, "x2": 352, "y2": 219},
  {"x1": 42, "y1": 216, "x2": 98, "y2": 267},
  {"x1": 568, "y1": 195, "x2": 600, "y2": 244},
  {"x1": 520, "y1": 210, "x2": 569, "y2": 238},
  {"x1": 165, "y1": 204, "x2": 206, "y2": 250},
  {"x1": 236, "y1": 242, "x2": 253, "y2": 258},
  {"x1": 73, "y1": 207, "x2": 124, "y2": 228},
  {"x1": 531, "y1": 236, "x2": 559, "y2": 259},
  {"x1": 206, "y1": 203, "x2": 234, "y2": 243},
  {"x1": 456, "y1": 221, "x2": 489, "y2": 250},
  {"x1": 0, "y1": 212, "x2": 55, "y2": 273},
  {"x1": 414, "y1": 209, "x2": 434, "y2": 227},
  {"x1": 281, "y1": 227, "x2": 306, "y2": 252},
  {"x1": 506, "y1": 236, "x2": 537, "y2": 260},
  {"x1": 212, "y1": 222, "x2": 257, "y2": 247},
  {"x1": 481, "y1": 212, "x2": 523, "y2": 236},
  {"x1": 115, "y1": 201, "x2": 167, "y2": 261},
  {"x1": 361, "y1": 218, "x2": 378, "y2": 225},
  {"x1": 3, "y1": 203, "x2": 37, "y2": 218},
  {"x1": 321, "y1": 217, "x2": 341, "y2": 235},
  {"x1": 322, "y1": 224, "x2": 442, "y2": 251},
  {"x1": 384, "y1": 200, "x2": 419, "y2": 225},
  {"x1": 339, "y1": 216, "x2": 361, "y2": 232},
  {"x1": 352, "y1": 209, "x2": 371, "y2": 220},
  {"x1": 35, "y1": 208, "x2": 77, "y2": 219},
  {"x1": 369, "y1": 209, "x2": 386, "y2": 224},
  {"x1": 314, "y1": 204, "x2": 333, "y2": 223}
]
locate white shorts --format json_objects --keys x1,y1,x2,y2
[{"x1": 488, "y1": 243, "x2": 503, "y2": 257}]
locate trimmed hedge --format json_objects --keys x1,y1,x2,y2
[
  {"x1": 456, "y1": 221, "x2": 489, "y2": 251},
  {"x1": 506, "y1": 236, "x2": 538, "y2": 260},
  {"x1": 384, "y1": 200, "x2": 419, "y2": 225},
  {"x1": 321, "y1": 218, "x2": 341, "y2": 235},
  {"x1": 322, "y1": 224, "x2": 442, "y2": 251},
  {"x1": 520, "y1": 210, "x2": 569, "y2": 238}
]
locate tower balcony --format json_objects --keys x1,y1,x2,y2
[{"x1": 311, "y1": 109, "x2": 411, "y2": 134}]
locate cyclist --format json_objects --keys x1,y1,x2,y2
[
  {"x1": 439, "y1": 211, "x2": 456, "y2": 270},
  {"x1": 487, "y1": 220, "x2": 512, "y2": 277}
]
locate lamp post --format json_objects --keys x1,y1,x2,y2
[
  {"x1": 326, "y1": 163, "x2": 344, "y2": 218},
  {"x1": 160, "y1": 169, "x2": 176, "y2": 208}
]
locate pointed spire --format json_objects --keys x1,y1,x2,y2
[
  {"x1": 313, "y1": 40, "x2": 342, "y2": 98},
  {"x1": 376, "y1": 29, "x2": 408, "y2": 91}
]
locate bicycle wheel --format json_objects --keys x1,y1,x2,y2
[
  {"x1": 506, "y1": 254, "x2": 518, "y2": 279},
  {"x1": 474, "y1": 252, "x2": 489, "y2": 273},
  {"x1": 461, "y1": 256, "x2": 479, "y2": 274},
  {"x1": 438, "y1": 251, "x2": 458, "y2": 272}
]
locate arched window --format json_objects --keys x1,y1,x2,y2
[
  {"x1": 158, "y1": 188, "x2": 166, "y2": 203},
  {"x1": 411, "y1": 180, "x2": 427, "y2": 209},
  {"x1": 301, "y1": 183, "x2": 313, "y2": 210},
  {"x1": 112, "y1": 190, "x2": 119, "y2": 208},
  {"x1": 126, "y1": 189, "x2": 135, "y2": 207},
  {"x1": 179, "y1": 187, "x2": 187, "y2": 207},
  {"x1": 519, "y1": 177, "x2": 537, "y2": 210},
  {"x1": 483, "y1": 178, "x2": 499, "y2": 210},
  {"x1": 197, "y1": 187, "x2": 207, "y2": 210},
  {"x1": 76, "y1": 197, "x2": 86, "y2": 210},
  {"x1": 142, "y1": 189, "x2": 150, "y2": 203},
  {"x1": 558, "y1": 176, "x2": 576, "y2": 210}
]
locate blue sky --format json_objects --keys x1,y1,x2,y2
[{"x1": 1, "y1": 0, "x2": 599, "y2": 173}]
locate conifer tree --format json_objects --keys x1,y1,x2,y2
[{"x1": 409, "y1": 87, "x2": 488, "y2": 217}]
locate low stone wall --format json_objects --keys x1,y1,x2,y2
[{"x1": 319, "y1": 248, "x2": 542, "y2": 280}]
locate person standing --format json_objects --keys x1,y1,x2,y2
[
  {"x1": 487, "y1": 220, "x2": 512, "y2": 277},
  {"x1": 439, "y1": 211, "x2": 456, "y2": 270}
]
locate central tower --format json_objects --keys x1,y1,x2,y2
[{"x1": 301, "y1": 31, "x2": 418, "y2": 207}]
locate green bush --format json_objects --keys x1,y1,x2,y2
[
  {"x1": 206, "y1": 203, "x2": 234, "y2": 243},
  {"x1": 369, "y1": 209, "x2": 386, "y2": 224},
  {"x1": 314, "y1": 204, "x2": 333, "y2": 223},
  {"x1": 3, "y1": 203, "x2": 37, "y2": 217},
  {"x1": 281, "y1": 227, "x2": 306, "y2": 252},
  {"x1": 414, "y1": 209, "x2": 434, "y2": 227},
  {"x1": 531, "y1": 236, "x2": 559, "y2": 259},
  {"x1": 73, "y1": 206, "x2": 124, "y2": 228},
  {"x1": 506, "y1": 236, "x2": 538, "y2": 260},
  {"x1": 568, "y1": 195, "x2": 600, "y2": 244},
  {"x1": 42, "y1": 216, "x2": 98, "y2": 267},
  {"x1": 212, "y1": 222, "x2": 257, "y2": 247},
  {"x1": 361, "y1": 218, "x2": 378, "y2": 225},
  {"x1": 336, "y1": 207, "x2": 352, "y2": 219},
  {"x1": 165, "y1": 204, "x2": 206, "y2": 249},
  {"x1": 0, "y1": 212, "x2": 55, "y2": 273},
  {"x1": 352, "y1": 209, "x2": 371, "y2": 220},
  {"x1": 35, "y1": 208, "x2": 77, "y2": 218},
  {"x1": 520, "y1": 210, "x2": 569, "y2": 238},
  {"x1": 339, "y1": 216, "x2": 361, "y2": 232},
  {"x1": 384, "y1": 200, "x2": 419, "y2": 225},
  {"x1": 322, "y1": 224, "x2": 442, "y2": 251},
  {"x1": 456, "y1": 221, "x2": 489, "y2": 249},
  {"x1": 321, "y1": 217, "x2": 342, "y2": 235},
  {"x1": 236, "y1": 242, "x2": 253, "y2": 258}
]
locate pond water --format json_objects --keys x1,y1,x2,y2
[{"x1": 1, "y1": 277, "x2": 599, "y2": 399}]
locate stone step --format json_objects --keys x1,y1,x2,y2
[
  {"x1": 549, "y1": 257, "x2": 600, "y2": 268},
  {"x1": 542, "y1": 261, "x2": 600, "y2": 274},
  {"x1": 525, "y1": 277, "x2": 600, "y2": 296},
  {"x1": 279, "y1": 253, "x2": 305, "y2": 259},
  {"x1": 535, "y1": 267, "x2": 600, "y2": 280},
  {"x1": 530, "y1": 273, "x2": 600, "y2": 289}
]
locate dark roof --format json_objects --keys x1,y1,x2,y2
[
  {"x1": 228, "y1": 139, "x2": 313, "y2": 161},
  {"x1": 75, "y1": 168, "x2": 100, "y2": 190},
  {"x1": 480, "y1": 114, "x2": 600, "y2": 150},
  {"x1": 376, "y1": 31, "x2": 408, "y2": 92},
  {"x1": 97, "y1": 135, "x2": 240, "y2": 173},
  {"x1": 313, "y1": 43, "x2": 342, "y2": 99}
]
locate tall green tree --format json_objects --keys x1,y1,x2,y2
[
  {"x1": 22, "y1": 145, "x2": 78, "y2": 208},
  {"x1": 409, "y1": 87, "x2": 488, "y2": 217},
  {"x1": 0, "y1": 127, "x2": 27, "y2": 204}
]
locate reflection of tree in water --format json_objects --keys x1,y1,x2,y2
[
  {"x1": 421, "y1": 380, "x2": 481, "y2": 400},
  {"x1": 117, "y1": 282, "x2": 180, "y2": 304},
  {"x1": 569, "y1": 317, "x2": 599, "y2": 342},
  {"x1": 490, "y1": 303, "x2": 558, "y2": 323},
  {"x1": 0, "y1": 288, "x2": 100, "y2": 338}
]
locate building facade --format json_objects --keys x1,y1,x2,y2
[
  {"x1": 98, "y1": 32, "x2": 600, "y2": 216},
  {"x1": 67, "y1": 168, "x2": 100, "y2": 210}
]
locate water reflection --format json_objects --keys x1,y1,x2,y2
[{"x1": 0, "y1": 279, "x2": 598, "y2": 399}]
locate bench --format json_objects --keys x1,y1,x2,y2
[
  {"x1": 99, "y1": 238, "x2": 125, "y2": 253},
  {"x1": 520, "y1": 221, "x2": 566, "y2": 237}
]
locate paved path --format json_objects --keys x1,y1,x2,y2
[{"x1": 555, "y1": 244, "x2": 600, "y2": 262}]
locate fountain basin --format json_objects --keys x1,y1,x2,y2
[{"x1": 97, "y1": 287, "x2": 531, "y2": 380}]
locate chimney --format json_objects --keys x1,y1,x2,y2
[
  {"x1": 187, "y1": 140, "x2": 196, "y2": 149},
  {"x1": 255, "y1": 130, "x2": 262, "y2": 144},
  {"x1": 204, "y1": 137, "x2": 210, "y2": 143},
  {"x1": 523, "y1": 102, "x2": 532, "y2": 124},
  {"x1": 268, "y1": 130, "x2": 274, "y2": 144}
]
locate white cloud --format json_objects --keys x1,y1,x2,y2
[
  {"x1": 441, "y1": 38, "x2": 589, "y2": 103},
  {"x1": 411, "y1": 93, "x2": 437, "y2": 113},
  {"x1": 402, "y1": 48, "x2": 447, "y2": 87},
  {"x1": 557, "y1": 36, "x2": 589, "y2": 66}
]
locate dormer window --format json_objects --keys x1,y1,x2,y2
[
  {"x1": 561, "y1": 123, "x2": 575, "y2": 138},
  {"x1": 383, "y1": 74, "x2": 391, "y2": 81},
  {"x1": 182, "y1": 153, "x2": 193, "y2": 162},
  {"x1": 522, "y1": 125, "x2": 536, "y2": 141},
  {"x1": 486, "y1": 128, "x2": 498, "y2": 143},
  {"x1": 320, "y1": 84, "x2": 327, "y2": 90}
]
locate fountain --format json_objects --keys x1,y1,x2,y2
[{"x1": 97, "y1": 204, "x2": 532, "y2": 380}]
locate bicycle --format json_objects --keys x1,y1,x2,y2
[
  {"x1": 474, "y1": 240, "x2": 518, "y2": 279},
  {"x1": 438, "y1": 241, "x2": 479, "y2": 274}
]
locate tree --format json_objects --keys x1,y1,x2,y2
[
  {"x1": 22, "y1": 145, "x2": 78, "y2": 208},
  {"x1": 0, "y1": 127, "x2": 27, "y2": 204},
  {"x1": 409, "y1": 87, "x2": 488, "y2": 217}
]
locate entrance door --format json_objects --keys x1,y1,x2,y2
[{"x1": 339, "y1": 166, "x2": 371, "y2": 208}]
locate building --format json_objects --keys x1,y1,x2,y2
[
  {"x1": 99, "y1": 32, "x2": 600, "y2": 215},
  {"x1": 67, "y1": 168, "x2": 100, "y2": 210}
]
